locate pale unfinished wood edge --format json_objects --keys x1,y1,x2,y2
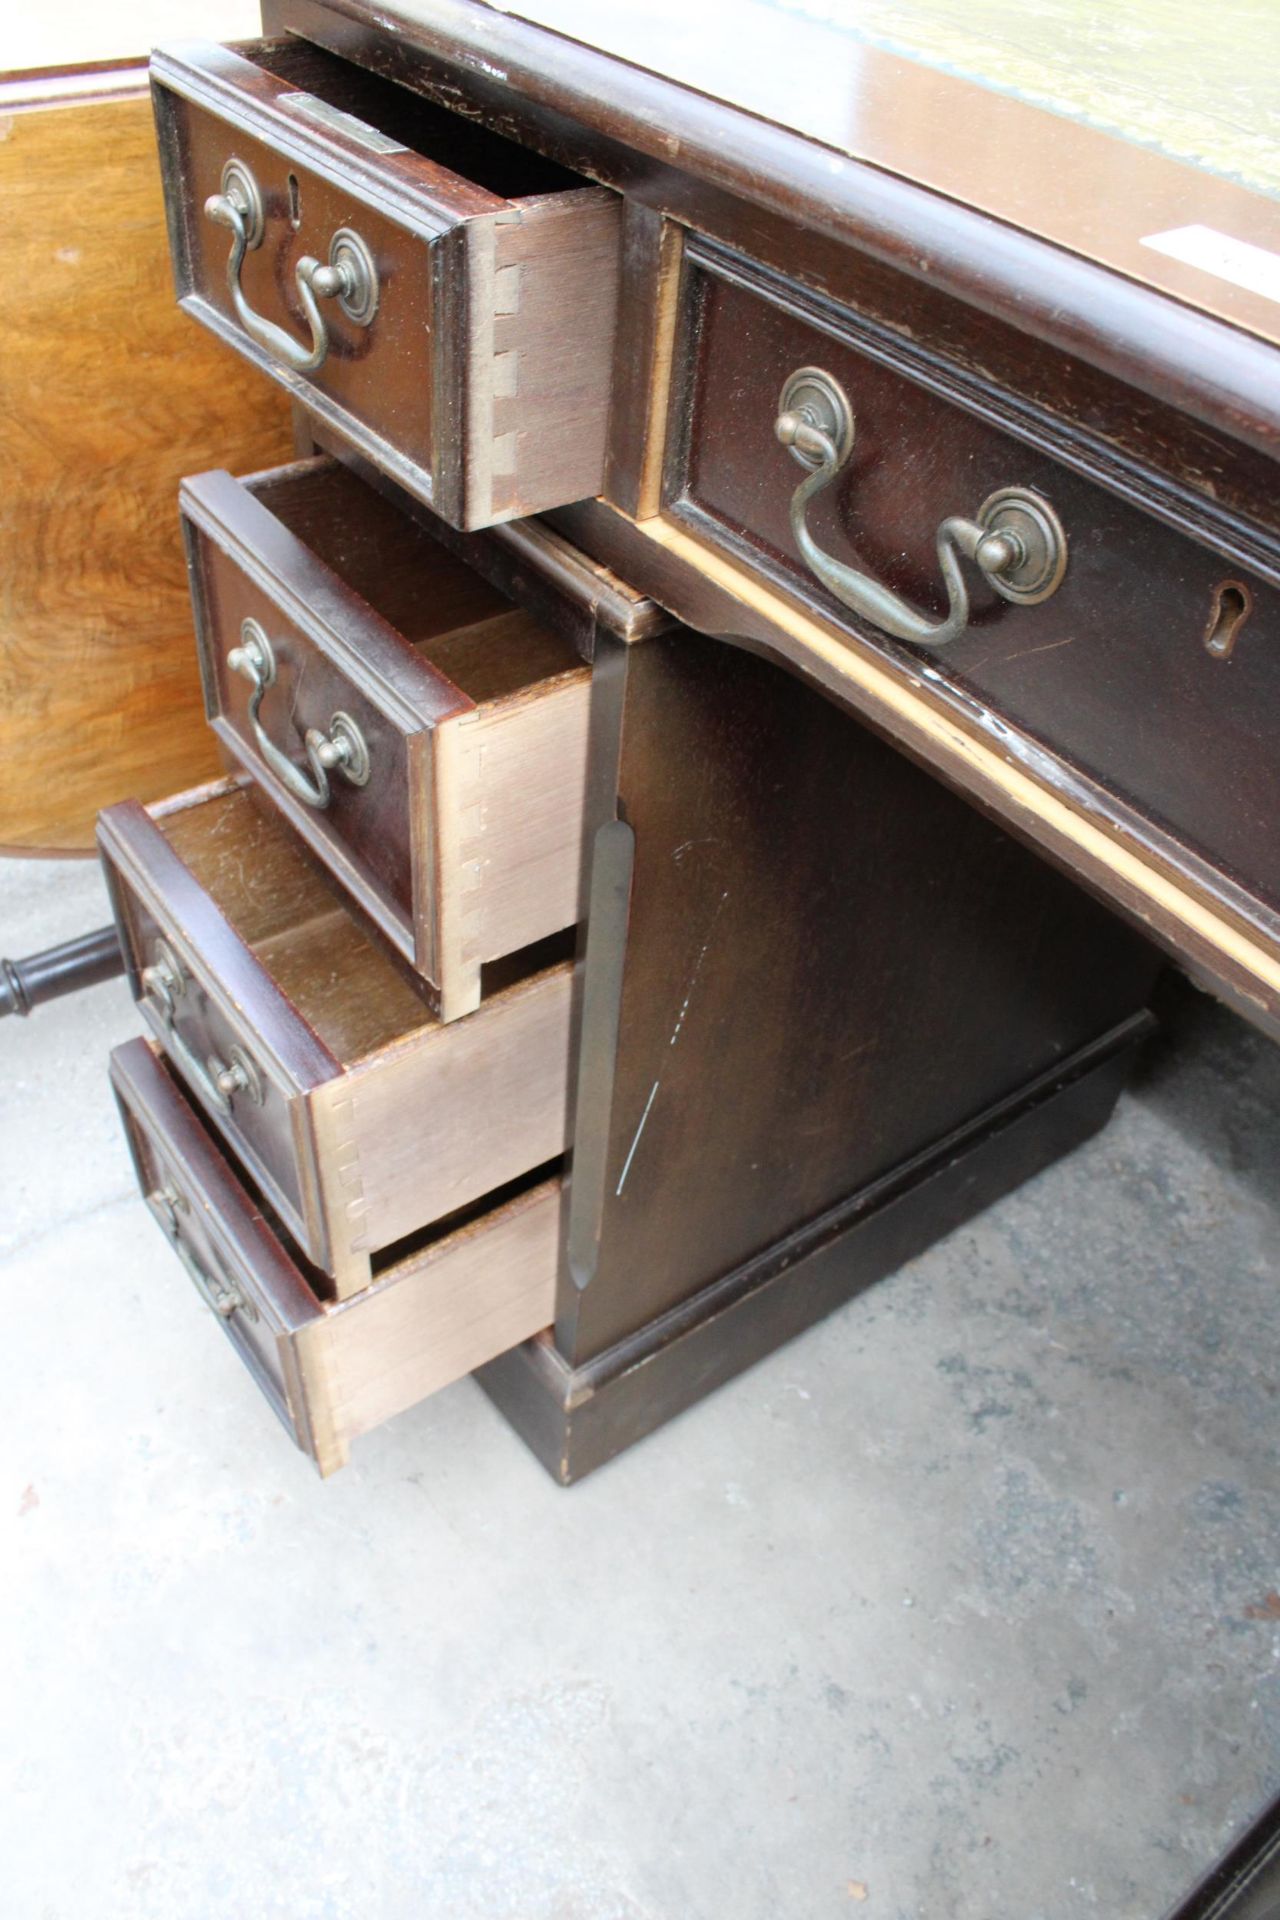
[
  {"x1": 289, "y1": 1081, "x2": 340, "y2": 1283},
  {"x1": 431, "y1": 715, "x2": 484, "y2": 1021},
  {"x1": 305, "y1": 1084, "x2": 376, "y2": 1302},
  {"x1": 488, "y1": 190, "x2": 623, "y2": 524},
  {"x1": 456, "y1": 674, "x2": 592, "y2": 966},
  {"x1": 645, "y1": 511, "x2": 1280, "y2": 1011},
  {"x1": 444, "y1": 703, "x2": 488, "y2": 987},
  {"x1": 637, "y1": 218, "x2": 686, "y2": 520},
  {"x1": 294, "y1": 1179, "x2": 560, "y2": 1456},
  {"x1": 462, "y1": 210, "x2": 501, "y2": 532},
  {"x1": 332, "y1": 963, "x2": 574, "y2": 1254},
  {"x1": 407, "y1": 731, "x2": 440, "y2": 988},
  {"x1": 276, "y1": 1335, "x2": 349, "y2": 1477}
]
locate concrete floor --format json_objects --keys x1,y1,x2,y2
[{"x1": 2, "y1": 855, "x2": 1278, "y2": 1920}]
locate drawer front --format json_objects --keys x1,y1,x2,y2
[
  {"x1": 672, "y1": 248, "x2": 1280, "y2": 915},
  {"x1": 152, "y1": 40, "x2": 621, "y2": 529},
  {"x1": 111, "y1": 1039, "x2": 311, "y2": 1448},
  {"x1": 194, "y1": 535, "x2": 419, "y2": 928},
  {"x1": 183, "y1": 468, "x2": 449, "y2": 971},
  {"x1": 98, "y1": 786, "x2": 339, "y2": 1257},
  {"x1": 111, "y1": 1038, "x2": 562, "y2": 1477},
  {"x1": 100, "y1": 780, "x2": 575, "y2": 1297},
  {"x1": 158, "y1": 58, "x2": 435, "y2": 476},
  {"x1": 112, "y1": 871, "x2": 315, "y2": 1245}
]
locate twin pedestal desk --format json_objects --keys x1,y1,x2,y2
[{"x1": 98, "y1": 3, "x2": 1280, "y2": 1482}]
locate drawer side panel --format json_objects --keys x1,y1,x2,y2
[
  {"x1": 311, "y1": 963, "x2": 574, "y2": 1272},
  {"x1": 297, "y1": 1178, "x2": 560, "y2": 1444},
  {"x1": 472, "y1": 190, "x2": 622, "y2": 527}
]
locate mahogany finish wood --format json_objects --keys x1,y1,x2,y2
[
  {"x1": 102, "y1": 4, "x2": 1274, "y2": 1519},
  {"x1": 557, "y1": 629, "x2": 1161, "y2": 1364},
  {"x1": 99, "y1": 779, "x2": 574, "y2": 1297},
  {"x1": 261, "y1": 3, "x2": 1280, "y2": 1048},
  {"x1": 152, "y1": 36, "x2": 621, "y2": 529},
  {"x1": 0, "y1": 72, "x2": 293, "y2": 854},
  {"x1": 550, "y1": 498, "x2": 1280, "y2": 1046},
  {"x1": 264, "y1": 0, "x2": 1280, "y2": 483},
  {"x1": 183, "y1": 454, "x2": 591, "y2": 1013},
  {"x1": 672, "y1": 252, "x2": 1280, "y2": 920},
  {"x1": 327, "y1": 0, "x2": 1280, "y2": 340},
  {"x1": 479, "y1": 1010, "x2": 1153, "y2": 1482},
  {"x1": 112, "y1": 1036, "x2": 561, "y2": 1476}
]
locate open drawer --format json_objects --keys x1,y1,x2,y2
[
  {"x1": 183, "y1": 454, "x2": 590, "y2": 1018},
  {"x1": 112, "y1": 1037, "x2": 560, "y2": 1476},
  {"x1": 151, "y1": 36, "x2": 621, "y2": 529},
  {"x1": 99, "y1": 778, "x2": 573, "y2": 1298}
]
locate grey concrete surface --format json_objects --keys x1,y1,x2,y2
[{"x1": 2, "y1": 855, "x2": 1277, "y2": 1920}]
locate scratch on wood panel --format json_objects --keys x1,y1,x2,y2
[
  {"x1": 616, "y1": 1078, "x2": 659, "y2": 1197},
  {"x1": 615, "y1": 886, "x2": 729, "y2": 1197},
  {"x1": 669, "y1": 888, "x2": 728, "y2": 1048},
  {"x1": 966, "y1": 635, "x2": 1077, "y2": 674},
  {"x1": 672, "y1": 837, "x2": 722, "y2": 865}
]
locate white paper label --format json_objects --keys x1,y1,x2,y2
[{"x1": 1140, "y1": 224, "x2": 1280, "y2": 306}]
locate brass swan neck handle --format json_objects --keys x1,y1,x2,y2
[
  {"x1": 139, "y1": 941, "x2": 265, "y2": 1119},
  {"x1": 227, "y1": 619, "x2": 371, "y2": 812},
  {"x1": 204, "y1": 157, "x2": 378, "y2": 377},
  {"x1": 775, "y1": 367, "x2": 1068, "y2": 650}
]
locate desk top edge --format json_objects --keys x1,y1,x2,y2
[{"x1": 268, "y1": 0, "x2": 1280, "y2": 463}]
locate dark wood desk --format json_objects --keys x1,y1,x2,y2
[
  {"x1": 2, "y1": 18, "x2": 1274, "y2": 1920},
  {"x1": 11, "y1": 9, "x2": 1272, "y2": 1485},
  {"x1": 142, "y1": 0, "x2": 1257, "y2": 1471},
  {"x1": 5, "y1": 11, "x2": 1276, "y2": 1908},
  {"x1": 0, "y1": 1, "x2": 1250, "y2": 1477},
  {"x1": 259, "y1": 0, "x2": 1280, "y2": 1042}
]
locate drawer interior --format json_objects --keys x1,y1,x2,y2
[
  {"x1": 243, "y1": 459, "x2": 587, "y2": 704},
  {"x1": 245, "y1": 37, "x2": 582, "y2": 203},
  {"x1": 157, "y1": 783, "x2": 569, "y2": 1066}
]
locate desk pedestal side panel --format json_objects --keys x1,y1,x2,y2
[
  {"x1": 556, "y1": 628, "x2": 1162, "y2": 1367},
  {"x1": 478, "y1": 1008, "x2": 1149, "y2": 1483}
]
